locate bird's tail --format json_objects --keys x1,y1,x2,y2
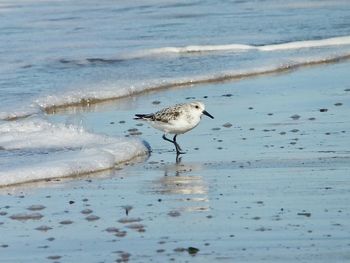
[{"x1": 134, "y1": 114, "x2": 153, "y2": 120}]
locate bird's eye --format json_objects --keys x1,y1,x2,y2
[{"x1": 195, "y1": 105, "x2": 199, "y2": 109}]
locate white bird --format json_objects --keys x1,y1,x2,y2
[{"x1": 134, "y1": 101, "x2": 214, "y2": 155}]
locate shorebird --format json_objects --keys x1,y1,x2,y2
[{"x1": 134, "y1": 101, "x2": 214, "y2": 155}]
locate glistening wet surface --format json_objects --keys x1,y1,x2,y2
[{"x1": 1, "y1": 62, "x2": 350, "y2": 262}]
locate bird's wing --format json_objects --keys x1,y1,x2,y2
[{"x1": 134, "y1": 103, "x2": 184, "y2": 122}]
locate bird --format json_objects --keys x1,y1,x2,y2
[{"x1": 134, "y1": 101, "x2": 214, "y2": 155}]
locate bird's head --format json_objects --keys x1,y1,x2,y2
[{"x1": 189, "y1": 101, "x2": 214, "y2": 119}]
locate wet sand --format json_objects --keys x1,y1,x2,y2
[{"x1": 1, "y1": 61, "x2": 350, "y2": 262}]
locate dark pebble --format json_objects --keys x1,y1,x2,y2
[
  {"x1": 114, "y1": 231, "x2": 127, "y2": 237},
  {"x1": 152, "y1": 101, "x2": 161, "y2": 105},
  {"x1": 319, "y1": 108, "x2": 328, "y2": 112},
  {"x1": 10, "y1": 213, "x2": 43, "y2": 221},
  {"x1": 47, "y1": 255, "x2": 61, "y2": 260},
  {"x1": 129, "y1": 131, "x2": 142, "y2": 136},
  {"x1": 334, "y1": 102, "x2": 342, "y2": 106},
  {"x1": 297, "y1": 212, "x2": 311, "y2": 217},
  {"x1": 27, "y1": 205, "x2": 46, "y2": 211},
  {"x1": 290, "y1": 114, "x2": 301, "y2": 120},
  {"x1": 35, "y1": 225, "x2": 52, "y2": 232},
  {"x1": 81, "y1": 209, "x2": 93, "y2": 215},
  {"x1": 85, "y1": 215, "x2": 100, "y2": 221},
  {"x1": 105, "y1": 227, "x2": 120, "y2": 233},
  {"x1": 118, "y1": 217, "x2": 142, "y2": 224},
  {"x1": 187, "y1": 247, "x2": 200, "y2": 255},
  {"x1": 59, "y1": 220, "x2": 73, "y2": 225},
  {"x1": 168, "y1": 211, "x2": 181, "y2": 217}
]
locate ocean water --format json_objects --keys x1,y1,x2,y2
[{"x1": 1, "y1": 0, "x2": 350, "y2": 185}]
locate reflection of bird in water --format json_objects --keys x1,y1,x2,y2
[
  {"x1": 134, "y1": 101, "x2": 214, "y2": 155},
  {"x1": 150, "y1": 161, "x2": 210, "y2": 212}
]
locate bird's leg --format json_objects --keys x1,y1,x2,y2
[
  {"x1": 162, "y1": 134, "x2": 174, "y2": 144},
  {"x1": 162, "y1": 134, "x2": 176, "y2": 152},
  {"x1": 173, "y1": 135, "x2": 185, "y2": 155},
  {"x1": 162, "y1": 134, "x2": 185, "y2": 155}
]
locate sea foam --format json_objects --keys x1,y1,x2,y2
[
  {"x1": 141, "y1": 35, "x2": 350, "y2": 55},
  {"x1": 0, "y1": 118, "x2": 149, "y2": 186},
  {"x1": 38, "y1": 51, "x2": 350, "y2": 111},
  {"x1": 58, "y1": 35, "x2": 350, "y2": 64}
]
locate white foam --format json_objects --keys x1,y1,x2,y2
[
  {"x1": 258, "y1": 36, "x2": 350, "y2": 51},
  {"x1": 125, "y1": 35, "x2": 350, "y2": 58},
  {"x1": 34, "y1": 50, "x2": 350, "y2": 112},
  {"x1": 58, "y1": 36, "x2": 350, "y2": 64},
  {"x1": 0, "y1": 118, "x2": 148, "y2": 186}
]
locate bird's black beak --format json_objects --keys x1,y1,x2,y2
[{"x1": 202, "y1": 110, "x2": 214, "y2": 119}]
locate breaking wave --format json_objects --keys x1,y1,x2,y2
[
  {"x1": 0, "y1": 118, "x2": 149, "y2": 186},
  {"x1": 60, "y1": 36, "x2": 350, "y2": 65}
]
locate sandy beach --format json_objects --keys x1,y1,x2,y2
[{"x1": 1, "y1": 60, "x2": 349, "y2": 262}]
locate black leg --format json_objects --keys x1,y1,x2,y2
[
  {"x1": 173, "y1": 135, "x2": 183, "y2": 151},
  {"x1": 162, "y1": 134, "x2": 173, "y2": 144},
  {"x1": 173, "y1": 134, "x2": 185, "y2": 155},
  {"x1": 162, "y1": 134, "x2": 185, "y2": 155}
]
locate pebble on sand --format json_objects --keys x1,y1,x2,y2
[
  {"x1": 168, "y1": 210, "x2": 181, "y2": 217},
  {"x1": 27, "y1": 205, "x2": 46, "y2": 211},
  {"x1": 222, "y1": 122, "x2": 232, "y2": 128},
  {"x1": 59, "y1": 220, "x2": 73, "y2": 225},
  {"x1": 290, "y1": 114, "x2": 301, "y2": 120},
  {"x1": 10, "y1": 213, "x2": 44, "y2": 221},
  {"x1": 35, "y1": 225, "x2": 53, "y2": 232},
  {"x1": 85, "y1": 215, "x2": 100, "y2": 221}
]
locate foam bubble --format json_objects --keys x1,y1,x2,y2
[{"x1": 0, "y1": 118, "x2": 148, "y2": 186}]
